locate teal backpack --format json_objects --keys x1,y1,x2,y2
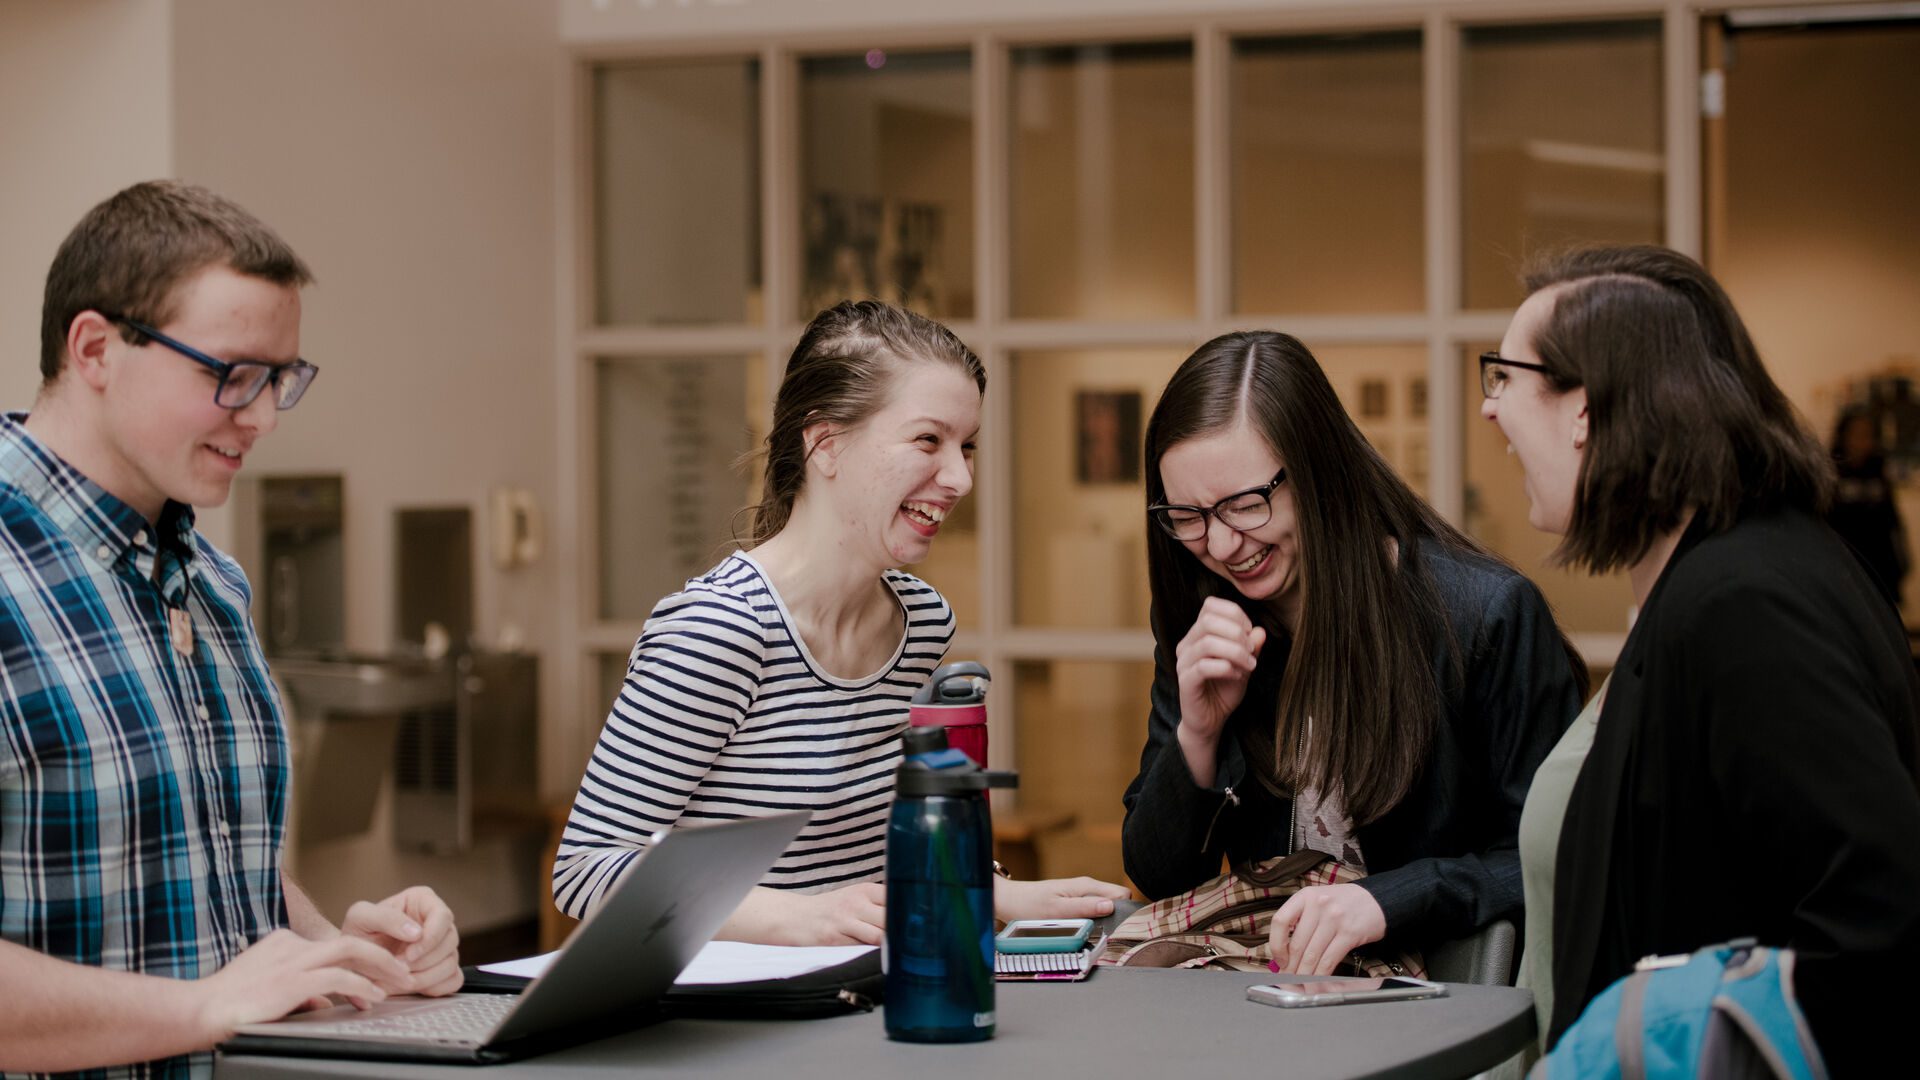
[{"x1": 1532, "y1": 940, "x2": 1828, "y2": 1080}]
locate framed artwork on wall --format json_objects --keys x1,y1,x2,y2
[
  {"x1": 1359, "y1": 378, "x2": 1389, "y2": 419},
  {"x1": 1076, "y1": 390, "x2": 1142, "y2": 485}
]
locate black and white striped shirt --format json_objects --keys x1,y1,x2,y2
[{"x1": 553, "y1": 552, "x2": 953, "y2": 916}]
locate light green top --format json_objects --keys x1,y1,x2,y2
[{"x1": 1516, "y1": 675, "x2": 1607, "y2": 1057}]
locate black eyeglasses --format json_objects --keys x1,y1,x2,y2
[
  {"x1": 1149, "y1": 469, "x2": 1288, "y2": 541},
  {"x1": 104, "y1": 314, "x2": 319, "y2": 410},
  {"x1": 1478, "y1": 352, "x2": 1552, "y2": 400}
]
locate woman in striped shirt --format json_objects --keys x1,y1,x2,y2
[{"x1": 554, "y1": 301, "x2": 1128, "y2": 945}]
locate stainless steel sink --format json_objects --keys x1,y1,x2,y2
[
  {"x1": 271, "y1": 654, "x2": 454, "y2": 715},
  {"x1": 273, "y1": 653, "x2": 458, "y2": 847}
]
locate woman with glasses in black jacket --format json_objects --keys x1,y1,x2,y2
[
  {"x1": 1482, "y1": 246, "x2": 1920, "y2": 1075},
  {"x1": 1121, "y1": 330, "x2": 1585, "y2": 975}
]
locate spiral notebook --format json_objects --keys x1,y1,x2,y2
[{"x1": 993, "y1": 933, "x2": 1106, "y2": 982}]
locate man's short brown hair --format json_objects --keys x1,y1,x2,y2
[{"x1": 39, "y1": 180, "x2": 313, "y2": 383}]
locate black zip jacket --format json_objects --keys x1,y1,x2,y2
[{"x1": 1121, "y1": 540, "x2": 1582, "y2": 948}]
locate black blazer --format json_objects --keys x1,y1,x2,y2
[
  {"x1": 1549, "y1": 506, "x2": 1920, "y2": 1073},
  {"x1": 1121, "y1": 540, "x2": 1582, "y2": 947}
]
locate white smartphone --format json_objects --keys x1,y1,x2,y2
[{"x1": 1246, "y1": 976, "x2": 1447, "y2": 1008}]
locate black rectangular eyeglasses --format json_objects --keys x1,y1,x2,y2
[
  {"x1": 1148, "y1": 468, "x2": 1288, "y2": 541},
  {"x1": 104, "y1": 313, "x2": 319, "y2": 410},
  {"x1": 1478, "y1": 352, "x2": 1552, "y2": 399}
]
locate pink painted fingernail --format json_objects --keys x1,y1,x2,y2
[{"x1": 1268, "y1": 960, "x2": 1280, "y2": 973}]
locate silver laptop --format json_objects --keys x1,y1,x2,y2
[{"x1": 222, "y1": 812, "x2": 808, "y2": 1064}]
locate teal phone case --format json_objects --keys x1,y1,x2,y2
[{"x1": 994, "y1": 920, "x2": 1093, "y2": 954}]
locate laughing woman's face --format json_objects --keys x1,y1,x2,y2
[
  {"x1": 821, "y1": 360, "x2": 981, "y2": 568},
  {"x1": 1480, "y1": 287, "x2": 1589, "y2": 536},
  {"x1": 1157, "y1": 421, "x2": 1303, "y2": 624}
]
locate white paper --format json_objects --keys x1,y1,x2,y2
[
  {"x1": 672, "y1": 941, "x2": 875, "y2": 985},
  {"x1": 478, "y1": 950, "x2": 559, "y2": 979},
  {"x1": 476, "y1": 941, "x2": 875, "y2": 986}
]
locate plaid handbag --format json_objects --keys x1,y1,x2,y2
[{"x1": 1096, "y1": 849, "x2": 1425, "y2": 977}]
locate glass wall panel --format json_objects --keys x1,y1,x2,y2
[
  {"x1": 597, "y1": 355, "x2": 763, "y2": 621},
  {"x1": 1010, "y1": 42, "x2": 1195, "y2": 320},
  {"x1": 1312, "y1": 343, "x2": 1431, "y2": 498},
  {"x1": 1010, "y1": 348, "x2": 1184, "y2": 628},
  {"x1": 595, "y1": 59, "x2": 761, "y2": 325},
  {"x1": 1012, "y1": 659, "x2": 1154, "y2": 891},
  {"x1": 1462, "y1": 22, "x2": 1663, "y2": 310},
  {"x1": 1460, "y1": 344, "x2": 1632, "y2": 635},
  {"x1": 1232, "y1": 31, "x2": 1424, "y2": 315},
  {"x1": 799, "y1": 51, "x2": 974, "y2": 321}
]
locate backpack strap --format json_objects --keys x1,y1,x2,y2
[
  {"x1": 1710, "y1": 949, "x2": 1829, "y2": 1080},
  {"x1": 1539, "y1": 942, "x2": 1831, "y2": 1080},
  {"x1": 1613, "y1": 968, "x2": 1652, "y2": 1080}
]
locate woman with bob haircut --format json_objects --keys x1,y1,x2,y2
[
  {"x1": 1121, "y1": 330, "x2": 1585, "y2": 976},
  {"x1": 553, "y1": 300, "x2": 1127, "y2": 946},
  {"x1": 1482, "y1": 244, "x2": 1920, "y2": 1071}
]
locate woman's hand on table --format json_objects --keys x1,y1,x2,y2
[
  {"x1": 994, "y1": 876, "x2": 1131, "y2": 922},
  {"x1": 791, "y1": 883, "x2": 888, "y2": 946},
  {"x1": 720, "y1": 883, "x2": 885, "y2": 947},
  {"x1": 1266, "y1": 883, "x2": 1387, "y2": 975}
]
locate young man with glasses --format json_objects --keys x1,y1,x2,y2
[{"x1": 0, "y1": 181, "x2": 462, "y2": 1078}]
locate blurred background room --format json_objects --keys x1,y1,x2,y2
[{"x1": 2, "y1": 0, "x2": 1915, "y2": 957}]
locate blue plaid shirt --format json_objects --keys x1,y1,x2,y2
[{"x1": 0, "y1": 414, "x2": 289, "y2": 1080}]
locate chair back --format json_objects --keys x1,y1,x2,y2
[{"x1": 1425, "y1": 918, "x2": 1516, "y2": 986}]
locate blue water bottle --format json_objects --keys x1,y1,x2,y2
[{"x1": 884, "y1": 726, "x2": 1014, "y2": 1043}]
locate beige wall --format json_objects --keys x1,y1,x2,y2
[
  {"x1": 165, "y1": 0, "x2": 560, "y2": 927},
  {"x1": 171, "y1": 0, "x2": 558, "y2": 659},
  {"x1": 0, "y1": 0, "x2": 173, "y2": 410}
]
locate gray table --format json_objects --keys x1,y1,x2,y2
[{"x1": 216, "y1": 968, "x2": 1534, "y2": 1080}]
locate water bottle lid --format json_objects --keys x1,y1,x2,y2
[
  {"x1": 902, "y1": 725, "x2": 949, "y2": 758},
  {"x1": 895, "y1": 767, "x2": 1014, "y2": 796},
  {"x1": 894, "y1": 746, "x2": 1018, "y2": 796},
  {"x1": 911, "y1": 661, "x2": 991, "y2": 706}
]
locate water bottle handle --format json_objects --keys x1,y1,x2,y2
[{"x1": 929, "y1": 662, "x2": 991, "y2": 704}]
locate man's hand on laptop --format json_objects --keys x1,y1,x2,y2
[
  {"x1": 194, "y1": 929, "x2": 410, "y2": 1041},
  {"x1": 341, "y1": 886, "x2": 464, "y2": 997}
]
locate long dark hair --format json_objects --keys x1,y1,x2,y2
[
  {"x1": 1145, "y1": 332, "x2": 1481, "y2": 824},
  {"x1": 741, "y1": 300, "x2": 984, "y2": 545},
  {"x1": 1523, "y1": 246, "x2": 1833, "y2": 573}
]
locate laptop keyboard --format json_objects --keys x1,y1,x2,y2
[{"x1": 282, "y1": 993, "x2": 517, "y2": 1043}]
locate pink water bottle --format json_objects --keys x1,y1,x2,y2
[{"x1": 909, "y1": 662, "x2": 991, "y2": 768}]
